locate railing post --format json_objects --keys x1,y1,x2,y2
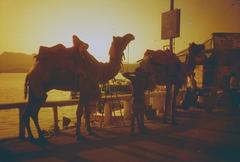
[
  {"x1": 153, "y1": 91, "x2": 166, "y2": 116},
  {"x1": 104, "y1": 102, "x2": 111, "y2": 126},
  {"x1": 164, "y1": 86, "x2": 174, "y2": 122},
  {"x1": 19, "y1": 106, "x2": 25, "y2": 139},
  {"x1": 53, "y1": 106, "x2": 60, "y2": 133},
  {"x1": 123, "y1": 99, "x2": 132, "y2": 121}
]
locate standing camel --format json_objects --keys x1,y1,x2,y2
[
  {"x1": 24, "y1": 33, "x2": 135, "y2": 142},
  {"x1": 139, "y1": 43, "x2": 206, "y2": 124}
]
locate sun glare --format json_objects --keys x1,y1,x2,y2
[
  {"x1": 83, "y1": 34, "x2": 112, "y2": 62},
  {"x1": 39, "y1": 29, "x2": 112, "y2": 62}
]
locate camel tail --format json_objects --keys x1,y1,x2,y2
[{"x1": 24, "y1": 75, "x2": 29, "y2": 100}]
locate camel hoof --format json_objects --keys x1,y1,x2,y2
[
  {"x1": 130, "y1": 132, "x2": 136, "y2": 137},
  {"x1": 37, "y1": 137, "x2": 49, "y2": 144},
  {"x1": 27, "y1": 137, "x2": 37, "y2": 143},
  {"x1": 172, "y1": 121, "x2": 178, "y2": 125},
  {"x1": 77, "y1": 135, "x2": 85, "y2": 141},
  {"x1": 140, "y1": 128, "x2": 149, "y2": 135},
  {"x1": 27, "y1": 137, "x2": 48, "y2": 144},
  {"x1": 88, "y1": 131, "x2": 96, "y2": 136},
  {"x1": 163, "y1": 118, "x2": 168, "y2": 124}
]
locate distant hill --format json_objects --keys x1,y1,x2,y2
[
  {"x1": 0, "y1": 52, "x2": 34, "y2": 73},
  {"x1": 0, "y1": 52, "x2": 139, "y2": 73}
]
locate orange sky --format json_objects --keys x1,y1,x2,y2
[{"x1": 0, "y1": 0, "x2": 240, "y2": 62}]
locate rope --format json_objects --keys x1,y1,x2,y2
[{"x1": 127, "y1": 44, "x2": 130, "y2": 72}]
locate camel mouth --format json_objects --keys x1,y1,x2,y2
[{"x1": 123, "y1": 33, "x2": 135, "y2": 42}]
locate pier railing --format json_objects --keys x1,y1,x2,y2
[{"x1": 0, "y1": 91, "x2": 176, "y2": 139}]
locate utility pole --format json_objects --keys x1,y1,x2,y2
[{"x1": 169, "y1": 0, "x2": 174, "y2": 53}]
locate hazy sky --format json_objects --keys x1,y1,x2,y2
[{"x1": 0, "y1": 0, "x2": 240, "y2": 62}]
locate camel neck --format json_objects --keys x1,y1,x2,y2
[
  {"x1": 97, "y1": 54, "x2": 122, "y2": 83},
  {"x1": 185, "y1": 53, "x2": 196, "y2": 75},
  {"x1": 109, "y1": 56, "x2": 122, "y2": 74}
]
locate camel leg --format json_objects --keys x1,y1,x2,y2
[
  {"x1": 85, "y1": 104, "x2": 94, "y2": 135},
  {"x1": 23, "y1": 106, "x2": 33, "y2": 140},
  {"x1": 171, "y1": 86, "x2": 179, "y2": 125},
  {"x1": 130, "y1": 113, "x2": 136, "y2": 135},
  {"x1": 23, "y1": 91, "x2": 37, "y2": 140},
  {"x1": 31, "y1": 94, "x2": 47, "y2": 142},
  {"x1": 76, "y1": 102, "x2": 84, "y2": 140},
  {"x1": 136, "y1": 112, "x2": 141, "y2": 130},
  {"x1": 23, "y1": 92, "x2": 47, "y2": 142},
  {"x1": 164, "y1": 85, "x2": 171, "y2": 123},
  {"x1": 139, "y1": 111, "x2": 146, "y2": 134}
]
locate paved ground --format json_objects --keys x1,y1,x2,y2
[{"x1": 1, "y1": 110, "x2": 240, "y2": 162}]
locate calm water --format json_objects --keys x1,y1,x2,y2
[{"x1": 0, "y1": 73, "x2": 77, "y2": 139}]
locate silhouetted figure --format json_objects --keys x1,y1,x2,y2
[
  {"x1": 23, "y1": 34, "x2": 134, "y2": 142},
  {"x1": 182, "y1": 73, "x2": 198, "y2": 110},
  {"x1": 229, "y1": 72, "x2": 239, "y2": 110},
  {"x1": 122, "y1": 67, "x2": 149, "y2": 135}
]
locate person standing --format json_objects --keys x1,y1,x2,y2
[
  {"x1": 229, "y1": 72, "x2": 239, "y2": 110},
  {"x1": 122, "y1": 67, "x2": 149, "y2": 135}
]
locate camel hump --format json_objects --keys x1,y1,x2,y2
[
  {"x1": 36, "y1": 44, "x2": 73, "y2": 61},
  {"x1": 36, "y1": 44, "x2": 78, "y2": 61},
  {"x1": 39, "y1": 44, "x2": 66, "y2": 54},
  {"x1": 143, "y1": 49, "x2": 180, "y2": 65},
  {"x1": 36, "y1": 35, "x2": 89, "y2": 62}
]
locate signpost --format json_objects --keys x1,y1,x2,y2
[
  {"x1": 161, "y1": 0, "x2": 181, "y2": 123},
  {"x1": 161, "y1": 9, "x2": 181, "y2": 40},
  {"x1": 161, "y1": 0, "x2": 180, "y2": 52}
]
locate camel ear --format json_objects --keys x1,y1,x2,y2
[
  {"x1": 78, "y1": 43, "x2": 89, "y2": 52},
  {"x1": 73, "y1": 35, "x2": 81, "y2": 47}
]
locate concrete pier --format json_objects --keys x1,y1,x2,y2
[{"x1": 1, "y1": 110, "x2": 240, "y2": 162}]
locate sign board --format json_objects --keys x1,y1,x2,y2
[
  {"x1": 213, "y1": 33, "x2": 240, "y2": 49},
  {"x1": 161, "y1": 9, "x2": 181, "y2": 40}
]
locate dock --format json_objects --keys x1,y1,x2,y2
[{"x1": 1, "y1": 110, "x2": 240, "y2": 162}]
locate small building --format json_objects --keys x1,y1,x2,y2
[
  {"x1": 202, "y1": 32, "x2": 240, "y2": 88},
  {"x1": 177, "y1": 32, "x2": 240, "y2": 89}
]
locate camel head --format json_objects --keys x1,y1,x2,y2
[
  {"x1": 109, "y1": 33, "x2": 135, "y2": 61},
  {"x1": 188, "y1": 42, "x2": 206, "y2": 64}
]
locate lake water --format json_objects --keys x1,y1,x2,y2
[{"x1": 0, "y1": 73, "x2": 78, "y2": 139}]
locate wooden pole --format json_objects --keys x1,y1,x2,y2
[
  {"x1": 104, "y1": 102, "x2": 112, "y2": 126},
  {"x1": 19, "y1": 106, "x2": 25, "y2": 139},
  {"x1": 53, "y1": 106, "x2": 60, "y2": 133},
  {"x1": 169, "y1": 0, "x2": 174, "y2": 53},
  {"x1": 123, "y1": 99, "x2": 132, "y2": 120}
]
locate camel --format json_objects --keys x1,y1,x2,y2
[
  {"x1": 23, "y1": 33, "x2": 135, "y2": 142},
  {"x1": 139, "y1": 43, "x2": 206, "y2": 124}
]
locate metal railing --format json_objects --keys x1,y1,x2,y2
[
  {"x1": 0, "y1": 94, "x2": 135, "y2": 139},
  {"x1": 0, "y1": 91, "x2": 169, "y2": 139}
]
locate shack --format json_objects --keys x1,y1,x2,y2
[
  {"x1": 202, "y1": 33, "x2": 240, "y2": 88},
  {"x1": 177, "y1": 32, "x2": 240, "y2": 89}
]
